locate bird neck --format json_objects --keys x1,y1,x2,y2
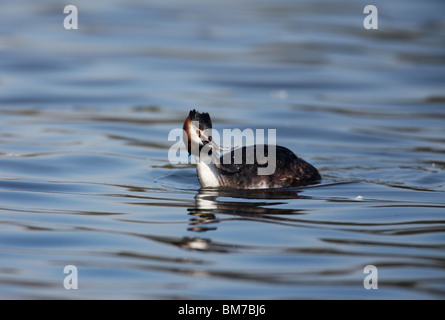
[{"x1": 195, "y1": 153, "x2": 220, "y2": 188}]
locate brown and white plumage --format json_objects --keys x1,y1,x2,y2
[{"x1": 183, "y1": 109, "x2": 321, "y2": 189}]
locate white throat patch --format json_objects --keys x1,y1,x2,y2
[{"x1": 196, "y1": 161, "x2": 220, "y2": 188}]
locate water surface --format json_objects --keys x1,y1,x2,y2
[{"x1": 0, "y1": 0, "x2": 444, "y2": 299}]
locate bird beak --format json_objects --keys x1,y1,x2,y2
[{"x1": 200, "y1": 130, "x2": 220, "y2": 154}]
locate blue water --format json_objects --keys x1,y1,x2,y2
[{"x1": 0, "y1": 0, "x2": 444, "y2": 299}]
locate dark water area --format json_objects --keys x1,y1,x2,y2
[{"x1": 0, "y1": 0, "x2": 444, "y2": 299}]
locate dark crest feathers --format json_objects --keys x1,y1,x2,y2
[{"x1": 189, "y1": 109, "x2": 212, "y2": 130}]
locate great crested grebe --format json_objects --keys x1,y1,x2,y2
[{"x1": 183, "y1": 109, "x2": 321, "y2": 189}]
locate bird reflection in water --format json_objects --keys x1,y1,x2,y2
[
  {"x1": 147, "y1": 188, "x2": 310, "y2": 253},
  {"x1": 187, "y1": 188, "x2": 308, "y2": 233}
]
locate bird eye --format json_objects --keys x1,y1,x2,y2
[
  {"x1": 208, "y1": 136, "x2": 212, "y2": 141},
  {"x1": 196, "y1": 130, "x2": 201, "y2": 137}
]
